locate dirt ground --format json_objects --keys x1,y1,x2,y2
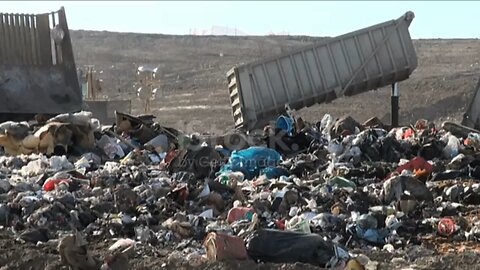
[
  {"x1": 2, "y1": 32, "x2": 480, "y2": 269},
  {"x1": 1, "y1": 229, "x2": 480, "y2": 270}
]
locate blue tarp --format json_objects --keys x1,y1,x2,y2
[{"x1": 220, "y1": 146, "x2": 282, "y2": 179}]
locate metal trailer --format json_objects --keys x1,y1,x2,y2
[
  {"x1": 0, "y1": 7, "x2": 81, "y2": 121},
  {"x1": 227, "y1": 11, "x2": 418, "y2": 131},
  {"x1": 462, "y1": 77, "x2": 480, "y2": 130}
]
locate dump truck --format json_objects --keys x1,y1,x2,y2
[
  {"x1": 462, "y1": 77, "x2": 480, "y2": 130},
  {"x1": 0, "y1": 7, "x2": 82, "y2": 122},
  {"x1": 227, "y1": 11, "x2": 418, "y2": 131}
]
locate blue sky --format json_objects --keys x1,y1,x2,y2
[{"x1": 2, "y1": 1, "x2": 479, "y2": 38}]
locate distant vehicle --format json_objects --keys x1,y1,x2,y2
[{"x1": 81, "y1": 65, "x2": 132, "y2": 124}]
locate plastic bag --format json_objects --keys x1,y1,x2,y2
[
  {"x1": 259, "y1": 166, "x2": 289, "y2": 179},
  {"x1": 442, "y1": 133, "x2": 461, "y2": 159},
  {"x1": 276, "y1": 115, "x2": 294, "y2": 136},
  {"x1": 354, "y1": 226, "x2": 390, "y2": 244},
  {"x1": 286, "y1": 216, "x2": 311, "y2": 233},
  {"x1": 49, "y1": 155, "x2": 74, "y2": 172},
  {"x1": 145, "y1": 134, "x2": 169, "y2": 153},
  {"x1": 245, "y1": 229, "x2": 349, "y2": 267},
  {"x1": 329, "y1": 176, "x2": 357, "y2": 189},
  {"x1": 20, "y1": 157, "x2": 47, "y2": 177},
  {"x1": 97, "y1": 135, "x2": 125, "y2": 159},
  {"x1": 104, "y1": 161, "x2": 120, "y2": 174},
  {"x1": 327, "y1": 139, "x2": 344, "y2": 156},
  {"x1": 89, "y1": 118, "x2": 101, "y2": 132},
  {"x1": 0, "y1": 179, "x2": 11, "y2": 193},
  {"x1": 220, "y1": 147, "x2": 281, "y2": 179},
  {"x1": 311, "y1": 213, "x2": 343, "y2": 231},
  {"x1": 320, "y1": 114, "x2": 334, "y2": 142}
]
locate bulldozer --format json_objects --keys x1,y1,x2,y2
[
  {"x1": 0, "y1": 6, "x2": 130, "y2": 125},
  {"x1": 0, "y1": 7, "x2": 81, "y2": 122}
]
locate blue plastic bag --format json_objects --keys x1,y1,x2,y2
[
  {"x1": 276, "y1": 115, "x2": 294, "y2": 136},
  {"x1": 354, "y1": 226, "x2": 390, "y2": 244},
  {"x1": 220, "y1": 147, "x2": 282, "y2": 179}
]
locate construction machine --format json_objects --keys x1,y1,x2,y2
[
  {"x1": 0, "y1": 7, "x2": 81, "y2": 122},
  {"x1": 0, "y1": 6, "x2": 131, "y2": 124},
  {"x1": 81, "y1": 65, "x2": 132, "y2": 124}
]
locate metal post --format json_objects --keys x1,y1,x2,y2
[{"x1": 391, "y1": 83, "x2": 399, "y2": 127}]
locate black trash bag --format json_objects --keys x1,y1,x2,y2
[
  {"x1": 462, "y1": 188, "x2": 480, "y2": 205},
  {"x1": 264, "y1": 128, "x2": 313, "y2": 156},
  {"x1": 289, "y1": 155, "x2": 322, "y2": 178},
  {"x1": 431, "y1": 169, "x2": 467, "y2": 181},
  {"x1": 418, "y1": 140, "x2": 445, "y2": 161},
  {"x1": 20, "y1": 228, "x2": 49, "y2": 243},
  {"x1": 168, "y1": 146, "x2": 222, "y2": 179},
  {"x1": 469, "y1": 164, "x2": 480, "y2": 180},
  {"x1": 380, "y1": 136, "x2": 403, "y2": 163},
  {"x1": 245, "y1": 229, "x2": 349, "y2": 267},
  {"x1": 361, "y1": 144, "x2": 381, "y2": 162}
]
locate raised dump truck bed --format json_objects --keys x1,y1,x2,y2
[
  {"x1": 462, "y1": 77, "x2": 480, "y2": 130},
  {"x1": 0, "y1": 7, "x2": 81, "y2": 121},
  {"x1": 227, "y1": 11, "x2": 418, "y2": 131}
]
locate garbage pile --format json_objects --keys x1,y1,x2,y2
[{"x1": 1, "y1": 110, "x2": 480, "y2": 269}]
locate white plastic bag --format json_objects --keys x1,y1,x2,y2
[{"x1": 442, "y1": 133, "x2": 461, "y2": 159}]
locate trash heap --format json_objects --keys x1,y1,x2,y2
[{"x1": 1, "y1": 110, "x2": 480, "y2": 269}]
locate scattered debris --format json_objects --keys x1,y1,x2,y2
[{"x1": 0, "y1": 110, "x2": 479, "y2": 269}]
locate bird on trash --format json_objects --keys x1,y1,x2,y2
[{"x1": 58, "y1": 230, "x2": 100, "y2": 270}]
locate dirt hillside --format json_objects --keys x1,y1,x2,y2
[{"x1": 70, "y1": 31, "x2": 480, "y2": 132}]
